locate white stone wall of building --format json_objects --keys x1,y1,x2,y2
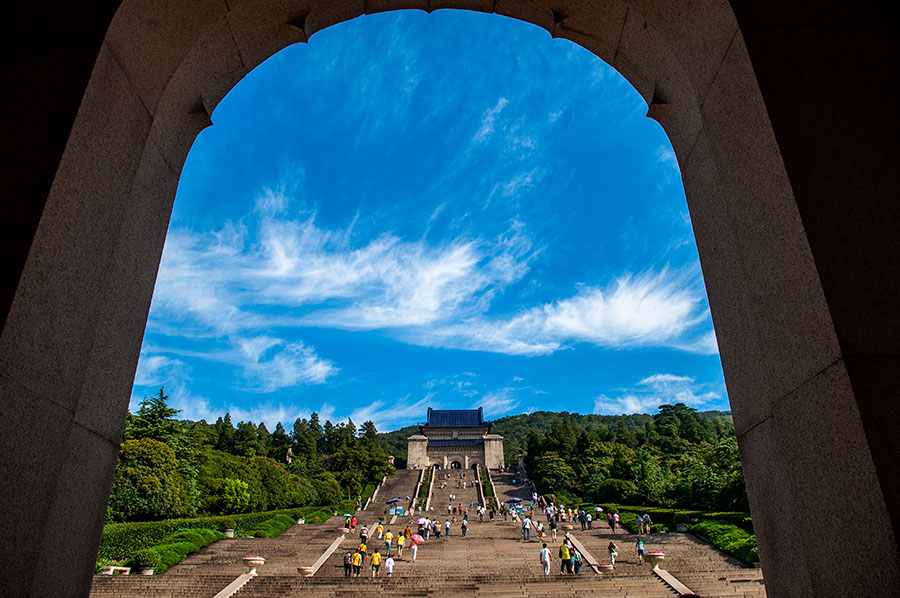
[
  {"x1": 407, "y1": 435, "x2": 429, "y2": 469},
  {"x1": 483, "y1": 434, "x2": 504, "y2": 469}
]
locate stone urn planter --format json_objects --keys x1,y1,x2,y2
[
  {"x1": 138, "y1": 568, "x2": 154, "y2": 576},
  {"x1": 676, "y1": 523, "x2": 688, "y2": 532},
  {"x1": 242, "y1": 555, "x2": 266, "y2": 576},
  {"x1": 298, "y1": 566, "x2": 315, "y2": 577},
  {"x1": 224, "y1": 528, "x2": 235, "y2": 538},
  {"x1": 597, "y1": 562, "x2": 614, "y2": 573},
  {"x1": 644, "y1": 551, "x2": 665, "y2": 570}
]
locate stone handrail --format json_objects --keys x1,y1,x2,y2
[
  {"x1": 423, "y1": 465, "x2": 437, "y2": 512},
  {"x1": 474, "y1": 465, "x2": 487, "y2": 507},
  {"x1": 484, "y1": 468, "x2": 502, "y2": 511},
  {"x1": 410, "y1": 467, "x2": 426, "y2": 510},
  {"x1": 211, "y1": 572, "x2": 256, "y2": 598},
  {"x1": 364, "y1": 475, "x2": 388, "y2": 511}
]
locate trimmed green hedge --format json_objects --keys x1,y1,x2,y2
[
  {"x1": 689, "y1": 520, "x2": 758, "y2": 565},
  {"x1": 126, "y1": 528, "x2": 224, "y2": 574},
  {"x1": 418, "y1": 467, "x2": 433, "y2": 503},
  {"x1": 360, "y1": 484, "x2": 377, "y2": 506},
  {"x1": 479, "y1": 466, "x2": 495, "y2": 500},
  {"x1": 251, "y1": 514, "x2": 296, "y2": 538},
  {"x1": 599, "y1": 503, "x2": 750, "y2": 529},
  {"x1": 99, "y1": 506, "x2": 329, "y2": 560}
]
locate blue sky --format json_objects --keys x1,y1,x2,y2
[{"x1": 131, "y1": 9, "x2": 728, "y2": 432}]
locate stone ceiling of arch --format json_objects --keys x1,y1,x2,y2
[{"x1": 102, "y1": 0, "x2": 739, "y2": 176}]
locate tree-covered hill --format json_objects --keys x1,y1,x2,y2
[
  {"x1": 378, "y1": 406, "x2": 744, "y2": 512},
  {"x1": 378, "y1": 408, "x2": 734, "y2": 462}
]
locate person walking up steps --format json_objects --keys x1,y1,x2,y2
[
  {"x1": 445, "y1": 519, "x2": 451, "y2": 537},
  {"x1": 357, "y1": 540, "x2": 368, "y2": 566},
  {"x1": 461, "y1": 518, "x2": 468, "y2": 537},
  {"x1": 384, "y1": 530, "x2": 393, "y2": 555},
  {"x1": 343, "y1": 551, "x2": 352, "y2": 577},
  {"x1": 608, "y1": 540, "x2": 619, "y2": 568},
  {"x1": 559, "y1": 542, "x2": 572, "y2": 574},
  {"x1": 397, "y1": 532, "x2": 405, "y2": 557},
  {"x1": 351, "y1": 550, "x2": 362, "y2": 577},
  {"x1": 539, "y1": 543, "x2": 552, "y2": 575},
  {"x1": 385, "y1": 555, "x2": 395, "y2": 577},
  {"x1": 572, "y1": 547, "x2": 582, "y2": 575},
  {"x1": 370, "y1": 550, "x2": 381, "y2": 577},
  {"x1": 636, "y1": 538, "x2": 645, "y2": 565}
]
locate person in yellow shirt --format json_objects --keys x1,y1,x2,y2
[
  {"x1": 384, "y1": 530, "x2": 393, "y2": 555},
  {"x1": 370, "y1": 550, "x2": 382, "y2": 577},
  {"x1": 351, "y1": 551, "x2": 362, "y2": 577},
  {"x1": 397, "y1": 533, "x2": 405, "y2": 557},
  {"x1": 357, "y1": 542, "x2": 367, "y2": 566},
  {"x1": 376, "y1": 523, "x2": 384, "y2": 539}
]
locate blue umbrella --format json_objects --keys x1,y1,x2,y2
[
  {"x1": 386, "y1": 498, "x2": 403, "y2": 503},
  {"x1": 505, "y1": 498, "x2": 523, "y2": 503}
]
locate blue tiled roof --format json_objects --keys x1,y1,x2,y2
[
  {"x1": 424, "y1": 407, "x2": 488, "y2": 428},
  {"x1": 427, "y1": 439, "x2": 485, "y2": 447}
]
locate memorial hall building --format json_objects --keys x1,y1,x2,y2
[{"x1": 407, "y1": 407, "x2": 504, "y2": 470}]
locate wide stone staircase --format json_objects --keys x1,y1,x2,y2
[
  {"x1": 491, "y1": 468, "x2": 766, "y2": 598},
  {"x1": 428, "y1": 468, "x2": 482, "y2": 522},
  {"x1": 364, "y1": 468, "x2": 422, "y2": 517},
  {"x1": 90, "y1": 467, "x2": 765, "y2": 597}
]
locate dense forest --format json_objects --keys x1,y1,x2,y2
[
  {"x1": 111, "y1": 391, "x2": 746, "y2": 523},
  {"x1": 107, "y1": 388, "x2": 393, "y2": 523},
  {"x1": 378, "y1": 406, "x2": 747, "y2": 512}
]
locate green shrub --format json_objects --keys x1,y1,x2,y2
[
  {"x1": 221, "y1": 519, "x2": 236, "y2": 530},
  {"x1": 418, "y1": 467, "x2": 433, "y2": 503},
  {"x1": 360, "y1": 484, "x2": 377, "y2": 505},
  {"x1": 94, "y1": 557, "x2": 114, "y2": 574},
  {"x1": 251, "y1": 513, "x2": 296, "y2": 538},
  {"x1": 99, "y1": 508, "x2": 307, "y2": 559},
  {"x1": 673, "y1": 512, "x2": 691, "y2": 525},
  {"x1": 129, "y1": 548, "x2": 161, "y2": 570},
  {"x1": 689, "y1": 520, "x2": 758, "y2": 565},
  {"x1": 616, "y1": 511, "x2": 639, "y2": 532}
]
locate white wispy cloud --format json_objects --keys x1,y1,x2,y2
[
  {"x1": 133, "y1": 353, "x2": 187, "y2": 387},
  {"x1": 142, "y1": 184, "x2": 714, "y2": 398},
  {"x1": 404, "y1": 268, "x2": 714, "y2": 355},
  {"x1": 593, "y1": 373, "x2": 721, "y2": 415},
  {"x1": 348, "y1": 394, "x2": 436, "y2": 431},
  {"x1": 473, "y1": 97, "x2": 509, "y2": 142},
  {"x1": 475, "y1": 388, "x2": 520, "y2": 417}
]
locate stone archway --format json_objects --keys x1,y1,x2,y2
[
  {"x1": 449, "y1": 460, "x2": 462, "y2": 470},
  {"x1": 1, "y1": 2, "x2": 898, "y2": 597}
]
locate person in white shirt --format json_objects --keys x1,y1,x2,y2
[
  {"x1": 385, "y1": 556, "x2": 395, "y2": 577},
  {"x1": 539, "y1": 543, "x2": 552, "y2": 575}
]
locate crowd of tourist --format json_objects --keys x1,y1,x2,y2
[{"x1": 338, "y1": 467, "x2": 661, "y2": 579}]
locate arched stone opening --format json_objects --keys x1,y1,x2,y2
[
  {"x1": 0, "y1": 2, "x2": 898, "y2": 597},
  {"x1": 449, "y1": 460, "x2": 462, "y2": 470}
]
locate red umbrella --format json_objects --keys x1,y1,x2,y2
[{"x1": 410, "y1": 534, "x2": 425, "y2": 545}]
